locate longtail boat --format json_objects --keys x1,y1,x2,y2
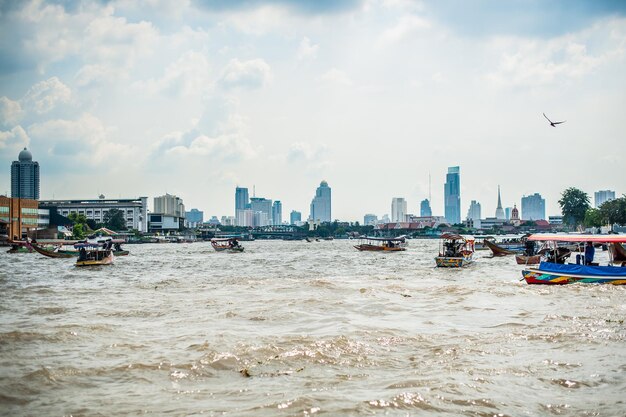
[
  {"x1": 515, "y1": 254, "x2": 541, "y2": 265},
  {"x1": 6, "y1": 240, "x2": 33, "y2": 253},
  {"x1": 354, "y1": 236, "x2": 407, "y2": 252},
  {"x1": 522, "y1": 234, "x2": 626, "y2": 285},
  {"x1": 483, "y1": 238, "x2": 519, "y2": 256},
  {"x1": 211, "y1": 238, "x2": 244, "y2": 252},
  {"x1": 610, "y1": 242, "x2": 626, "y2": 266},
  {"x1": 435, "y1": 234, "x2": 475, "y2": 267},
  {"x1": 31, "y1": 243, "x2": 74, "y2": 258}
]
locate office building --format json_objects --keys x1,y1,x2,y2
[
  {"x1": 250, "y1": 197, "x2": 272, "y2": 227},
  {"x1": 272, "y1": 201, "x2": 282, "y2": 225},
  {"x1": 420, "y1": 199, "x2": 432, "y2": 217},
  {"x1": 235, "y1": 187, "x2": 250, "y2": 226},
  {"x1": 0, "y1": 196, "x2": 48, "y2": 239},
  {"x1": 290, "y1": 210, "x2": 302, "y2": 225},
  {"x1": 364, "y1": 214, "x2": 378, "y2": 226},
  {"x1": 505, "y1": 207, "x2": 512, "y2": 221},
  {"x1": 495, "y1": 186, "x2": 505, "y2": 220},
  {"x1": 309, "y1": 180, "x2": 331, "y2": 222},
  {"x1": 391, "y1": 197, "x2": 407, "y2": 222},
  {"x1": 521, "y1": 193, "x2": 546, "y2": 220},
  {"x1": 151, "y1": 194, "x2": 185, "y2": 232},
  {"x1": 467, "y1": 200, "x2": 481, "y2": 221},
  {"x1": 11, "y1": 148, "x2": 40, "y2": 200},
  {"x1": 444, "y1": 166, "x2": 460, "y2": 224},
  {"x1": 185, "y1": 208, "x2": 204, "y2": 228},
  {"x1": 595, "y1": 190, "x2": 615, "y2": 208},
  {"x1": 40, "y1": 196, "x2": 148, "y2": 232}
]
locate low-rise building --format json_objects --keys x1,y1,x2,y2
[{"x1": 0, "y1": 196, "x2": 48, "y2": 240}]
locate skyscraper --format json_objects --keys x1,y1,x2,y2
[
  {"x1": 521, "y1": 193, "x2": 546, "y2": 220},
  {"x1": 235, "y1": 187, "x2": 250, "y2": 226},
  {"x1": 467, "y1": 200, "x2": 481, "y2": 221},
  {"x1": 11, "y1": 147, "x2": 40, "y2": 200},
  {"x1": 364, "y1": 214, "x2": 378, "y2": 225},
  {"x1": 250, "y1": 197, "x2": 272, "y2": 226},
  {"x1": 420, "y1": 199, "x2": 432, "y2": 217},
  {"x1": 290, "y1": 210, "x2": 301, "y2": 225},
  {"x1": 495, "y1": 185, "x2": 505, "y2": 220},
  {"x1": 594, "y1": 190, "x2": 615, "y2": 208},
  {"x1": 444, "y1": 166, "x2": 460, "y2": 224},
  {"x1": 272, "y1": 200, "x2": 282, "y2": 225},
  {"x1": 391, "y1": 197, "x2": 407, "y2": 222},
  {"x1": 309, "y1": 180, "x2": 331, "y2": 222}
]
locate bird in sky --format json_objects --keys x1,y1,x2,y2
[{"x1": 543, "y1": 113, "x2": 566, "y2": 127}]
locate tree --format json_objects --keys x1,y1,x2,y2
[
  {"x1": 104, "y1": 208, "x2": 127, "y2": 231},
  {"x1": 583, "y1": 208, "x2": 603, "y2": 228},
  {"x1": 72, "y1": 223, "x2": 86, "y2": 239},
  {"x1": 558, "y1": 187, "x2": 590, "y2": 227},
  {"x1": 599, "y1": 196, "x2": 626, "y2": 225}
]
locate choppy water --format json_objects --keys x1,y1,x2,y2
[{"x1": 1, "y1": 239, "x2": 625, "y2": 416}]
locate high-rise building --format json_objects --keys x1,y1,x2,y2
[
  {"x1": 521, "y1": 193, "x2": 546, "y2": 220},
  {"x1": 467, "y1": 200, "x2": 481, "y2": 221},
  {"x1": 185, "y1": 208, "x2": 203, "y2": 228},
  {"x1": 309, "y1": 180, "x2": 331, "y2": 222},
  {"x1": 11, "y1": 148, "x2": 40, "y2": 200},
  {"x1": 250, "y1": 197, "x2": 272, "y2": 227},
  {"x1": 364, "y1": 214, "x2": 378, "y2": 226},
  {"x1": 595, "y1": 190, "x2": 615, "y2": 208},
  {"x1": 235, "y1": 187, "x2": 250, "y2": 226},
  {"x1": 420, "y1": 199, "x2": 432, "y2": 217},
  {"x1": 154, "y1": 193, "x2": 185, "y2": 217},
  {"x1": 272, "y1": 201, "x2": 282, "y2": 225},
  {"x1": 505, "y1": 207, "x2": 512, "y2": 221},
  {"x1": 495, "y1": 185, "x2": 505, "y2": 220},
  {"x1": 391, "y1": 197, "x2": 407, "y2": 222},
  {"x1": 444, "y1": 166, "x2": 460, "y2": 224},
  {"x1": 290, "y1": 210, "x2": 302, "y2": 225}
]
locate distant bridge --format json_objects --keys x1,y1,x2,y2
[{"x1": 251, "y1": 225, "x2": 305, "y2": 239}]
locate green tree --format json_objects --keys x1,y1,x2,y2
[
  {"x1": 68, "y1": 212, "x2": 88, "y2": 225},
  {"x1": 104, "y1": 208, "x2": 127, "y2": 231},
  {"x1": 558, "y1": 187, "x2": 590, "y2": 227},
  {"x1": 599, "y1": 196, "x2": 626, "y2": 225},
  {"x1": 583, "y1": 208, "x2": 604, "y2": 228},
  {"x1": 72, "y1": 223, "x2": 86, "y2": 239}
]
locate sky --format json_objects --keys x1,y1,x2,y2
[{"x1": 1, "y1": 0, "x2": 625, "y2": 222}]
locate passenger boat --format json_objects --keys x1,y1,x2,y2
[
  {"x1": 435, "y1": 234, "x2": 475, "y2": 267},
  {"x1": 75, "y1": 244, "x2": 114, "y2": 267},
  {"x1": 211, "y1": 237, "x2": 244, "y2": 252},
  {"x1": 354, "y1": 236, "x2": 407, "y2": 252},
  {"x1": 32, "y1": 240, "x2": 129, "y2": 258},
  {"x1": 522, "y1": 234, "x2": 626, "y2": 285}
]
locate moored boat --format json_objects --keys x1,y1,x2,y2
[
  {"x1": 435, "y1": 234, "x2": 475, "y2": 267},
  {"x1": 354, "y1": 236, "x2": 407, "y2": 252},
  {"x1": 522, "y1": 234, "x2": 626, "y2": 285},
  {"x1": 211, "y1": 238, "x2": 244, "y2": 252}
]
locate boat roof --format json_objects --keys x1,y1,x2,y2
[
  {"x1": 528, "y1": 233, "x2": 626, "y2": 243},
  {"x1": 211, "y1": 237, "x2": 239, "y2": 242},
  {"x1": 440, "y1": 233, "x2": 474, "y2": 242},
  {"x1": 359, "y1": 235, "x2": 406, "y2": 241}
]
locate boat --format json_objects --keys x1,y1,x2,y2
[
  {"x1": 354, "y1": 236, "x2": 407, "y2": 252},
  {"x1": 6, "y1": 240, "x2": 33, "y2": 253},
  {"x1": 515, "y1": 254, "x2": 542, "y2": 265},
  {"x1": 435, "y1": 233, "x2": 475, "y2": 267},
  {"x1": 75, "y1": 244, "x2": 114, "y2": 267},
  {"x1": 211, "y1": 237, "x2": 244, "y2": 252},
  {"x1": 610, "y1": 242, "x2": 626, "y2": 266},
  {"x1": 482, "y1": 238, "x2": 522, "y2": 256},
  {"x1": 31, "y1": 243, "x2": 75, "y2": 258},
  {"x1": 31, "y1": 240, "x2": 129, "y2": 258},
  {"x1": 521, "y1": 234, "x2": 626, "y2": 285}
]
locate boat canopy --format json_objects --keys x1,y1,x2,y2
[
  {"x1": 537, "y1": 261, "x2": 626, "y2": 277},
  {"x1": 211, "y1": 237, "x2": 239, "y2": 242},
  {"x1": 440, "y1": 233, "x2": 474, "y2": 242},
  {"x1": 528, "y1": 234, "x2": 626, "y2": 243},
  {"x1": 359, "y1": 235, "x2": 406, "y2": 242}
]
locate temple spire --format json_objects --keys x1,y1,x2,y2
[{"x1": 495, "y1": 185, "x2": 505, "y2": 220}]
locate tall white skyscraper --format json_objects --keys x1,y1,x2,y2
[
  {"x1": 391, "y1": 197, "x2": 407, "y2": 222},
  {"x1": 594, "y1": 190, "x2": 615, "y2": 208},
  {"x1": 467, "y1": 200, "x2": 481, "y2": 221},
  {"x1": 309, "y1": 180, "x2": 331, "y2": 222}
]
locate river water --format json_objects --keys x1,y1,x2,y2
[{"x1": 1, "y1": 239, "x2": 625, "y2": 416}]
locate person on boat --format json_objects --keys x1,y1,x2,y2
[
  {"x1": 584, "y1": 242, "x2": 595, "y2": 265},
  {"x1": 113, "y1": 242, "x2": 122, "y2": 251},
  {"x1": 524, "y1": 240, "x2": 536, "y2": 256},
  {"x1": 78, "y1": 247, "x2": 87, "y2": 261}
]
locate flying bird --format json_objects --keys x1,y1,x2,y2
[{"x1": 543, "y1": 113, "x2": 565, "y2": 127}]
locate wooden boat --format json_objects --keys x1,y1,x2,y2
[
  {"x1": 31, "y1": 243, "x2": 75, "y2": 258},
  {"x1": 435, "y1": 234, "x2": 475, "y2": 267},
  {"x1": 211, "y1": 238, "x2": 244, "y2": 252},
  {"x1": 515, "y1": 254, "x2": 541, "y2": 265},
  {"x1": 610, "y1": 242, "x2": 626, "y2": 266},
  {"x1": 75, "y1": 244, "x2": 114, "y2": 267},
  {"x1": 6, "y1": 240, "x2": 33, "y2": 253},
  {"x1": 354, "y1": 236, "x2": 407, "y2": 252},
  {"x1": 483, "y1": 238, "x2": 519, "y2": 256},
  {"x1": 522, "y1": 234, "x2": 626, "y2": 285}
]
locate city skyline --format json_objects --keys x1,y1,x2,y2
[{"x1": 1, "y1": 1, "x2": 625, "y2": 220}]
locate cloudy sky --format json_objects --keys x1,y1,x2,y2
[{"x1": 1, "y1": 0, "x2": 625, "y2": 221}]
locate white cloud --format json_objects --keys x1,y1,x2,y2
[
  {"x1": 297, "y1": 37, "x2": 319, "y2": 61},
  {"x1": 0, "y1": 97, "x2": 23, "y2": 127},
  {"x1": 218, "y1": 58, "x2": 271, "y2": 90},
  {"x1": 133, "y1": 51, "x2": 211, "y2": 97},
  {"x1": 377, "y1": 15, "x2": 431, "y2": 47},
  {"x1": 287, "y1": 142, "x2": 331, "y2": 172},
  {"x1": 321, "y1": 68, "x2": 352, "y2": 86},
  {"x1": 21, "y1": 77, "x2": 72, "y2": 115},
  {"x1": 0, "y1": 125, "x2": 30, "y2": 153}
]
